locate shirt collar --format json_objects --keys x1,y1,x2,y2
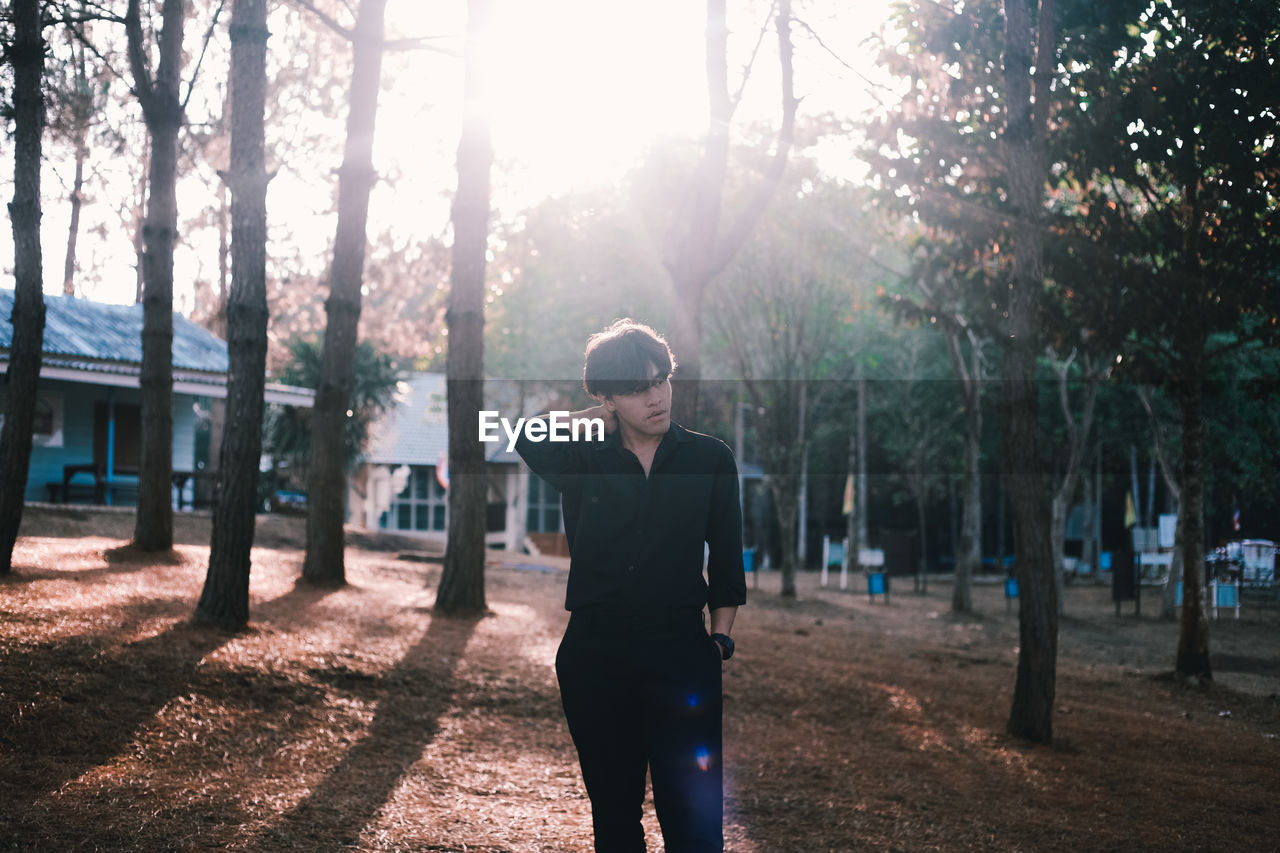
[{"x1": 593, "y1": 420, "x2": 692, "y2": 452}]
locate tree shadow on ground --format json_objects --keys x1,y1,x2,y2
[
  {"x1": 244, "y1": 610, "x2": 482, "y2": 851},
  {"x1": 0, "y1": 581, "x2": 339, "y2": 809}
]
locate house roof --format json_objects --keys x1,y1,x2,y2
[
  {"x1": 364, "y1": 373, "x2": 450, "y2": 466},
  {"x1": 363, "y1": 372, "x2": 524, "y2": 467},
  {"x1": 0, "y1": 288, "x2": 228, "y2": 372},
  {"x1": 0, "y1": 289, "x2": 312, "y2": 407}
]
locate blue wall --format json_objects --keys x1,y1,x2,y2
[{"x1": 20, "y1": 378, "x2": 200, "y2": 503}]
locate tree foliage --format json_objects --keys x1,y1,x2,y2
[
  {"x1": 706, "y1": 169, "x2": 867, "y2": 595},
  {"x1": 1056, "y1": 0, "x2": 1280, "y2": 679},
  {"x1": 263, "y1": 334, "x2": 400, "y2": 474}
]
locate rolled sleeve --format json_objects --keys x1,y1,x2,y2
[{"x1": 705, "y1": 444, "x2": 747, "y2": 609}]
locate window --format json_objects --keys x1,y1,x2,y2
[
  {"x1": 526, "y1": 474, "x2": 561, "y2": 533},
  {"x1": 382, "y1": 466, "x2": 448, "y2": 533}
]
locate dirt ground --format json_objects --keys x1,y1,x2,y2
[{"x1": 2, "y1": 505, "x2": 1278, "y2": 852}]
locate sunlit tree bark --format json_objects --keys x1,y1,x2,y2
[
  {"x1": 0, "y1": 0, "x2": 47, "y2": 575},
  {"x1": 435, "y1": 0, "x2": 493, "y2": 616},
  {"x1": 667, "y1": 0, "x2": 796, "y2": 427},
  {"x1": 1001, "y1": 0, "x2": 1058, "y2": 743},
  {"x1": 302, "y1": 0, "x2": 390, "y2": 586},
  {"x1": 126, "y1": 0, "x2": 187, "y2": 552},
  {"x1": 196, "y1": 0, "x2": 273, "y2": 629}
]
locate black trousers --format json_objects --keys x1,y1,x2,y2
[{"x1": 556, "y1": 607, "x2": 724, "y2": 853}]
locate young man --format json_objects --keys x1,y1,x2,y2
[{"x1": 515, "y1": 319, "x2": 746, "y2": 852}]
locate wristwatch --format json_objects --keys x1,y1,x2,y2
[{"x1": 710, "y1": 632, "x2": 734, "y2": 661}]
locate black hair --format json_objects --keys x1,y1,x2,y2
[{"x1": 582, "y1": 319, "x2": 677, "y2": 398}]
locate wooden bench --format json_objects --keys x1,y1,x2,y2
[{"x1": 46, "y1": 480, "x2": 139, "y2": 505}]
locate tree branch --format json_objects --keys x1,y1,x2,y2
[
  {"x1": 383, "y1": 35, "x2": 461, "y2": 56},
  {"x1": 124, "y1": 0, "x2": 154, "y2": 114},
  {"x1": 288, "y1": 0, "x2": 354, "y2": 41},
  {"x1": 792, "y1": 16, "x2": 894, "y2": 109},
  {"x1": 64, "y1": 15, "x2": 134, "y2": 95},
  {"x1": 182, "y1": 0, "x2": 227, "y2": 113},
  {"x1": 711, "y1": 0, "x2": 797, "y2": 274},
  {"x1": 1136, "y1": 385, "x2": 1180, "y2": 500},
  {"x1": 728, "y1": 0, "x2": 775, "y2": 117}
]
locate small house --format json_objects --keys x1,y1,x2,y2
[
  {"x1": 350, "y1": 372, "x2": 567, "y2": 554},
  {"x1": 0, "y1": 289, "x2": 313, "y2": 507}
]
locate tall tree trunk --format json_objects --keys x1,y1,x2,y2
[
  {"x1": 127, "y1": 0, "x2": 187, "y2": 552},
  {"x1": 435, "y1": 0, "x2": 493, "y2": 616},
  {"x1": 1050, "y1": 359, "x2": 1098, "y2": 615},
  {"x1": 1001, "y1": 0, "x2": 1058, "y2": 743},
  {"x1": 769, "y1": 476, "x2": 799, "y2": 598},
  {"x1": 303, "y1": 0, "x2": 389, "y2": 586},
  {"x1": 1136, "y1": 385, "x2": 1184, "y2": 618},
  {"x1": 62, "y1": 144, "x2": 86, "y2": 297},
  {"x1": 213, "y1": 181, "x2": 230, "y2": 339},
  {"x1": 0, "y1": 0, "x2": 46, "y2": 574},
  {"x1": 667, "y1": 0, "x2": 730, "y2": 427},
  {"x1": 855, "y1": 368, "x2": 868, "y2": 558},
  {"x1": 913, "y1": 486, "x2": 928, "y2": 594},
  {"x1": 133, "y1": 136, "x2": 150, "y2": 303},
  {"x1": 1049, "y1": 488, "x2": 1070, "y2": 611},
  {"x1": 954, "y1": 406, "x2": 981, "y2": 611},
  {"x1": 196, "y1": 0, "x2": 272, "y2": 630},
  {"x1": 1175, "y1": 359, "x2": 1211, "y2": 679},
  {"x1": 844, "y1": 431, "x2": 857, "y2": 574},
  {"x1": 943, "y1": 330, "x2": 982, "y2": 612},
  {"x1": 669, "y1": 0, "x2": 795, "y2": 427}
]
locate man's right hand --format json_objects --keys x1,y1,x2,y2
[
  {"x1": 574, "y1": 405, "x2": 617, "y2": 435},
  {"x1": 593, "y1": 404, "x2": 618, "y2": 434}
]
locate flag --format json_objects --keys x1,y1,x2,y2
[
  {"x1": 841, "y1": 473, "x2": 854, "y2": 517},
  {"x1": 1123, "y1": 491, "x2": 1136, "y2": 529},
  {"x1": 1232, "y1": 496, "x2": 1240, "y2": 532}
]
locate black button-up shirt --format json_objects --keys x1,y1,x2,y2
[{"x1": 516, "y1": 421, "x2": 747, "y2": 612}]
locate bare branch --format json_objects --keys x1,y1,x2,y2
[
  {"x1": 792, "y1": 16, "x2": 894, "y2": 108},
  {"x1": 712, "y1": 0, "x2": 797, "y2": 274},
  {"x1": 1050, "y1": 346, "x2": 1077, "y2": 433},
  {"x1": 43, "y1": 7, "x2": 125, "y2": 28},
  {"x1": 383, "y1": 35, "x2": 461, "y2": 57},
  {"x1": 64, "y1": 15, "x2": 134, "y2": 96},
  {"x1": 729, "y1": 0, "x2": 775, "y2": 117},
  {"x1": 124, "y1": 0, "x2": 154, "y2": 113},
  {"x1": 288, "y1": 0, "x2": 354, "y2": 41},
  {"x1": 182, "y1": 0, "x2": 227, "y2": 113},
  {"x1": 1136, "y1": 385, "x2": 1180, "y2": 500}
]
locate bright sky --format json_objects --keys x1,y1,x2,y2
[{"x1": 15, "y1": 0, "x2": 897, "y2": 309}]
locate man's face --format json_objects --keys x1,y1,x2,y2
[{"x1": 604, "y1": 361, "x2": 672, "y2": 438}]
